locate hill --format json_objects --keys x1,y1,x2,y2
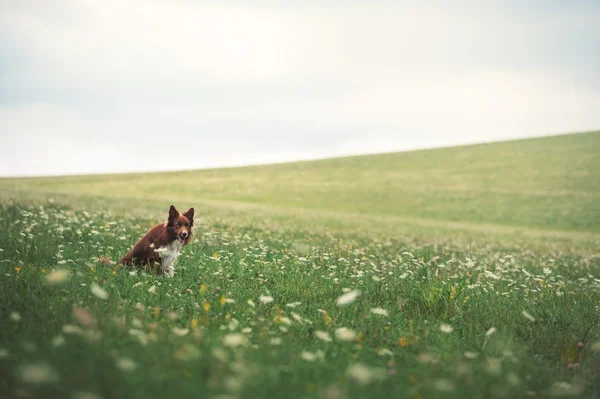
[{"x1": 1, "y1": 131, "x2": 599, "y2": 238}]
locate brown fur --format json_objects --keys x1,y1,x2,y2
[{"x1": 119, "y1": 205, "x2": 194, "y2": 275}]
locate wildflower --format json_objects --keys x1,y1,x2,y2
[
  {"x1": 440, "y1": 324, "x2": 453, "y2": 333},
  {"x1": 73, "y1": 306, "x2": 94, "y2": 327},
  {"x1": 522, "y1": 310, "x2": 536, "y2": 322},
  {"x1": 203, "y1": 302, "x2": 211, "y2": 312},
  {"x1": 335, "y1": 328, "x2": 357, "y2": 341},
  {"x1": 62, "y1": 324, "x2": 83, "y2": 335},
  {"x1": 399, "y1": 337, "x2": 409, "y2": 347},
  {"x1": 172, "y1": 328, "x2": 189, "y2": 336},
  {"x1": 270, "y1": 338, "x2": 282, "y2": 346},
  {"x1": 10, "y1": 312, "x2": 21, "y2": 322},
  {"x1": 223, "y1": 333, "x2": 247, "y2": 348},
  {"x1": 301, "y1": 351, "x2": 317, "y2": 361},
  {"x1": 315, "y1": 331, "x2": 332, "y2": 342},
  {"x1": 346, "y1": 363, "x2": 386, "y2": 385},
  {"x1": 259, "y1": 295, "x2": 274, "y2": 304},
  {"x1": 16, "y1": 363, "x2": 59, "y2": 384},
  {"x1": 434, "y1": 379, "x2": 454, "y2": 392},
  {"x1": 14, "y1": 267, "x2": 21, "y2": 272},
  {"x1": 464, "y1": 352, "x2": 478, "y2": 359},
  {"x1": 377, "y1": 348, "x2": 393, "y2": 356},
  {"x1": 148, "y1": 285, "x2": 156, "y2": 294},
  {"x1": 247, "y1": 299, "x2": 255, "y2": 307},
  {"x1": 199, "y1": 284, "x2": 207, "y2": 294},
  {"x1": 336, "y1": 290, "x2": 360, "y2": 306},
  {"x1": 485, "y1": 327, "x2": 497, "y2": 337},
  {"x1": 116, "y1": 357, "x2": 137, "y2": 372},
  {"x1": 543, "y1": 268, "x2": 552, "y2": 276},
  {"x1": 51, "y1": 335, "x2": 65, "y2": 348},
  {"x1": 286, "y1": 302, "x2": 301, "y2": 308},
  {"x1": 90, "y1": 283, "x2": 109, "y2": 300},
  {"x1": 370, "y1": 308, "x2": 388, "y2": 316}
]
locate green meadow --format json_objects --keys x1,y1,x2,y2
[{"x1": 1, "y1": 131, "x2": 599, "y2": 398}]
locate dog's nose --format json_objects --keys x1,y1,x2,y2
[{"x1": 181, "y1": 232, "x2": 188, "y2": 238}]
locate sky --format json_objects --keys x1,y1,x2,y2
[{"x1": 1, "y1": 0, "x2": 599, "y2": 177}]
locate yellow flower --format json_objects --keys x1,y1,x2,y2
[
  {"x1": 41, "y1": 269, "x2": 46, "y2": 273},
  {"x1": 191, "y1": 319, "x2": 199, "y2": 328},
  {"x1": 322, "y1": 311, "x2": 333, "y2": 325},
  {"x1": 219, "y1": 296, "x2": 227, "y2": 306},
  {"x1": 449, "y1": 286, "x2": 457, "y2": 300},
  {"x1": 14, "y1": 267, "x2": 21, "y2": 272},
  {"x1": 203, "y1": 301, "x2": 211, "y2": 312},
  {"x1": 199, "y1": 284, "x2": 207, "y2": 294},
  {"x1": 399, "y1": 337, "x2": 409, "y2": 347}
]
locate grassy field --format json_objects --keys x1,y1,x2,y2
[{"x1": 1, "y1": 131, "x2": 600, "y2": 398}]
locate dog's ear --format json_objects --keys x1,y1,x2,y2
[
  {"x1": 183, "y1": 207, "x2": 194, "y2": 225},
  {"x1": 168, "y1": 205, "x2": 179, "y2": 224}
]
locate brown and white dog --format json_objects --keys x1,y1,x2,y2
[{"x1": 119, "y1": 205, "x2": 194, "y2": 277}]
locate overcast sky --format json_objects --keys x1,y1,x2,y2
[{"x1": 1, "y1": 1, "x2": 599, "y2": 177}]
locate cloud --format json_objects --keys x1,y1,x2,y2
[{"x1": 0, "y1": 1, "x2": 599, "y2": 176}]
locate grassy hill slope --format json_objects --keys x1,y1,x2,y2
[{"x1": 1, "y1": 131, "x2": 599, "y2": 235}]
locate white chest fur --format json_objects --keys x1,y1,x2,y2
[{"x1": 156, "y1": 240, "x2": 183, "y2": 277}]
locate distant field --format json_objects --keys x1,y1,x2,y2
[
  {"x1": 1, "y1": 131, "x2": 599, "y2": 237},
  {"x1": 1, "y1": 131, "x2": 600, "y2": 398}
]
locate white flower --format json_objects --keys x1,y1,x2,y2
[
  {"x1": 522, "y1": 310, "x2": 536, "y2": 322},
  {"x1": 286, "y1": 302, "x2": 301, "y2": 308},
  {"x1": 247, "y1": 299, "x2": 255, "y2": 307},
  {"x1": 464, "y1": 351, "x2": 478, "y2": 359},
  {"x1": 154, "y1": 247, "x2": 167, "y2": 254},
  {"x1": 270, "y1": 338, "x2": 282, "y2": 346},
  {"x1": 440, "y1": 323, "x2": 453, "y2": 333},
  {"x1": 485, "y1": 327, "x2": 497, "y2": 337},
  {"x1": 335, "y1": 328, "x2": 356, "y2": 341},
  {"x1": 10, "y1": 312, "x2": 21, "y2": 322},
  {"x1": 90, "y1": 283, "x2": 109, "y2": 300},
  {"x1": 259, "y1": 295, "x2": 274, "y2": 304},
  {"x1": 376, "y1": 348, "x2": 393, "y2": 356},
  {"x1": 116, "y1": 357, "x2": 137, "y2": 372},
  {"x1": 315, "y1": 331, "x2": 332, "y2": 342},
  {"x1": 223, "y1": 333, "x2": 247, "y2": 347},
  {"x1": 300, "y1": 351, "x2": 317, "y2": 361},
  {"x1": 335, "y1": 290, "x2": 360, "y2": 306},
  {"x1": 543, "y1": 267, "x2": 552, "y2": 276},
  {"x1": 51, "y1": 336, "x2": 65, "y2": 348},
  {"x1": 148, "y1": 285, "x2": 156, "y2": 294},
  {"x1": 62, "y1": 324, "x2": 83, "y2": 335},
  {"x1": 370, "y1": 308, "x2": 388, "y2": 316},
  {"x1": 346, "y1": 363, "x2": 386, "y2": 385},
  {"x1": 46, "y1": 269, "x2": 71, "y2": 284},
  {"x1": 16, "y1": 363, "x2": 59, "y2": 384},
  {"x1": 172, "y1": 328, "x2": 189, "y2": 336}
]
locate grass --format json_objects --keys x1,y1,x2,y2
[{"x1": 1, "y1": 131, "x2": 600, "y2": 398}]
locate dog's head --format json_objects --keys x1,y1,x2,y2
[{"x1": 167, "y1": 205, "x2": 194, "y2": 244}]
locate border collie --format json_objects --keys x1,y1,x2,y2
[{"x1": 119, "y1": 205, "x2": 194, "y2": 277}]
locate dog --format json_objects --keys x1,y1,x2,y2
[{"x1": 119, "y1": 205, "x2": 194, "y2": 277}]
